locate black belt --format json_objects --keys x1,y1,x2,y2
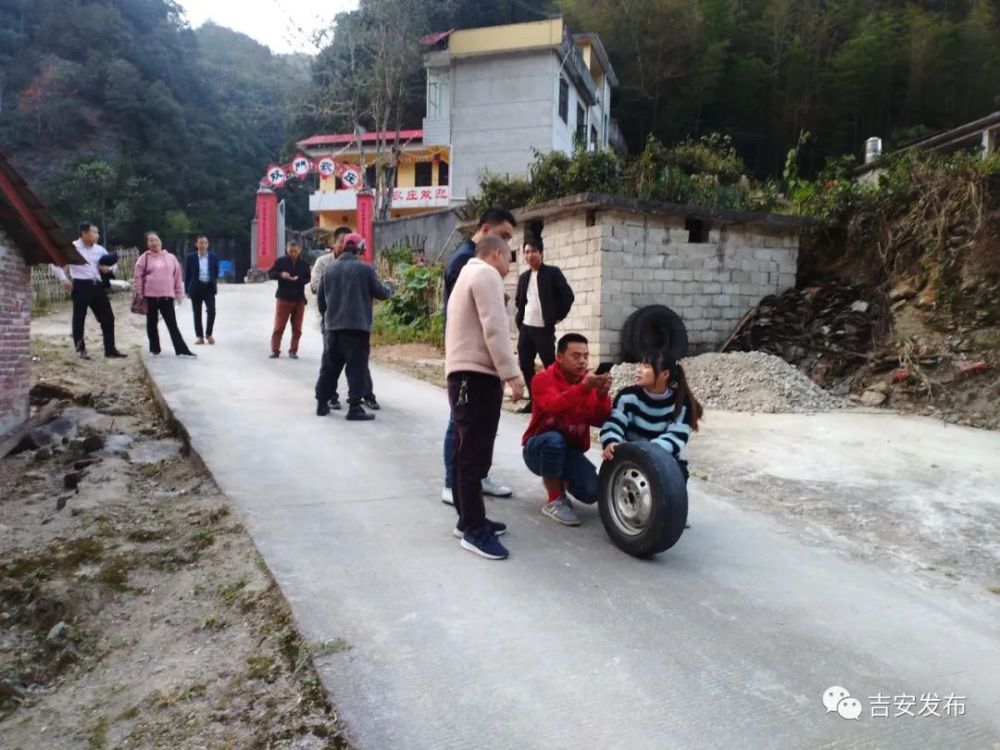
[{"x1": 72, "y1": 279, "x2": 102, "y2": 285}]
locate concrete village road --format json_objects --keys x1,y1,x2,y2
[{"x1": 143, "y1": 285, "x2": 1000, "y2": 749}]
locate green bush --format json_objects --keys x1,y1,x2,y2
[
  {"x1": 371, "y1": 255, "x2": 444, "y2": 348},
  {"x1": 465, "y1": 134, "x2": 778, "y2": 216}
]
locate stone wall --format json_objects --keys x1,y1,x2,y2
[
  {"x1": 374, "y1": 208, "x2": 465, "y2": 264},
  {"x1": 0, "y1": 227, "x2": 31, "y2": 437},
  {"x1": 507, "y1": 209, "x2": 799, "y2": 360}
]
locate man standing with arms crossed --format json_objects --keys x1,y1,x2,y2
[
  {"x1": 446, "y1": 235, "x2": 525, "y2": 560},
  {"x1": 50, "y1": 221, "x2": 127, "y2": 360},
  {"x1": 441, "y1": 207, "x2": 518, "y2": 506},
  {"x1": 184, "y1": 234, "x2": 220, "y2": 345}
]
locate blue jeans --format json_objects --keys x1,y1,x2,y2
[{"x1": 522, "y1": 431, "x2": 598, "y2": 504}]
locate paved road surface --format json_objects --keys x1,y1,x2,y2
[{"x1": 144, "y1": 285, "x2": 1000, "y2": 749}]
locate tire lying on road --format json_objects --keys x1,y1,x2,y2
[
  {"x1": 597, "y1": 442, "x2": 688, "y2": 557},
  {"x1": 620, "y1": 305, "x2": 689, "y2": 362}
]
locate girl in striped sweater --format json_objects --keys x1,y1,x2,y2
[{"x1": 599, "y1": 350, "x2": 703, "y2": 481}]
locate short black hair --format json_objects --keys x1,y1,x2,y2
[
  {"x1": 525, "y1": 237, "x2": 543, "y2": 253},
  {"x1": 557, "y1": 333, "x2": 588, "y2": 353},
  {"x1": 79, "y1": 221, "x2": 97, "y2": 234},
  {"x1": 333, "y1": 227, "x2": 351, "y2": 238},
  {"x1": 478, "y1": 207, "x2": 517, "y2": 229},
  {"x1": 286, "y1": 240, "x2": 301, "y2": 248},
  {"x1": 195, "y1": 233, "x2": 209, "y2": 241}
]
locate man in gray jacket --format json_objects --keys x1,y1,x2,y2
[{"x1": 315, "y1": 234, "x2": 394, "y2": 421}]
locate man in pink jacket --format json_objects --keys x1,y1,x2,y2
[{"x1": 445, "y1": 234, "x2": 525, "y2": 560}]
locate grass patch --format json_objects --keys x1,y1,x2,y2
[
  {"x1": 141, "y1": 463, "x2": 162, "y2": 478},
  {"x1": 87, "y1": 715, "x2": 109, "y2": 749},
  {"x1": 1, "y1": 537, "x2": 105, "y2": 580},
  {"x1": 309, "y1": 637, "x2": 351, "y2": 657},
  {"x1": 98, "y1": 555, "x2": 131, "y2": 590},
  {"x1": 246, "y1": 654, "x2": 276, "y2": 681},
  {"x1": 218, "y1": 577, "x2": 248, "y2": 605},
  {"x1": 193, "y1": 528, "x2": 215, "y2": 549}
]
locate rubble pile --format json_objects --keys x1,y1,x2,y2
[
  {"x1": 611, "y1": 351, "x2": 848, "y2": 413},
  {"x1": 722, "y1": 283, "x2": 889, "y2": 384}
]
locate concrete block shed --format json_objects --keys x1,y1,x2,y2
[{"x1": 500, "y1": 193, "x2": 813, "y2": 359}]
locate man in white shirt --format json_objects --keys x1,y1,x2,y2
[
  {"x1": 50, "y1": 221, "x2": 126, "y2": 360},
  {"x1": 513, "y1": 238, "x2": 575, "y2": 412}
]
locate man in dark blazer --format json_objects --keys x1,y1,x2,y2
[
  {"x1": 514, "y1": 238, "x2": 575, "y2": 412},
  {"x1": 184, "y1": 234, "x2": 220, "y2": 345}
]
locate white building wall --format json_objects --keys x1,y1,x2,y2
[{"x1": 449, "y1": 50, "x2": 558, "y2": 203}]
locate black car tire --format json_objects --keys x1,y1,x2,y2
[
  {"x1": 620, "y1": 305, "x2": 689, "y2": 362},
  {"x1": 597, "y1": 441, "x2": 688, "y2": 557}
]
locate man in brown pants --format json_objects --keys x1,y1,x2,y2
[
  {"x1": 445, "y1": 234, "x2": 525, "y2": 560},
  {"x1": 268, "y1": 240, "x2": 311, "y2": 359}
]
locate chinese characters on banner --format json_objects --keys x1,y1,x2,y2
[
  {"x1": 389, "y1": 186, "x2": 450, "y2": 205},
  {"x1": 255, "y1": 190, "x2": 278, "y2": 271},
  {"x1": 355, "y1": 191, "x2": 374, "y2": 265}
]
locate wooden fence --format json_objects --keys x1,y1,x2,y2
[{"x1": 31, "y1": 247, "x2": 140, "y2": 311}]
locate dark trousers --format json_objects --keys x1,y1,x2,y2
[
  {"x1": 320, "y1": 330, "x2": 370, "y2": 407},
  {"x1": 447, "y1": 372, "x2": 503, "y2": 533},
  {"x1": 315, "y1": 329, "x2": 374, "y2": 403},
  {"x1": 191, "y1": 283, "x2": 216, "y2": 338},
  {"x1": 145, "y1": 297, "x2": 192, "y2": 355},
  {"x1": 517, "y1": 325, "x2": 556, "y2": 395},
  {"x1": 71, "y1": 280, "x2": 116, "y2": 354}
]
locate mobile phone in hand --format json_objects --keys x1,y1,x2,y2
[{"x1": 594, "y1": 361, "x2": 614, "y2": 375}]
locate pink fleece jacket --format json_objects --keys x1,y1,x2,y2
[
  {"x1": 445, "y1": 258, "x2": 519, "y2": 381},
  {"x1": 135, "y1": 251, "x2": 183, "y2": 300}
]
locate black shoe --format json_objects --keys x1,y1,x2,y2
[
  {"x1": 516, "y1": 401, "x2": 532, "y2": 414},
  {"x1": 177, "y1": 351, "x2": 197, "y2": 358},
  {"x1": 363, "y1": 396, "x2": 380, "y2": 411},
  {"x1": 269, "y1": 352, "x2": 280, "y2": 359},
  {"x1": 105, "y1": 350, "x2": 128, "y2": 358},
  {"x1": 346, "y1": 406, "x2": 375, "y2": 421},
  {"x1": 289, "y1": 352, "x2": 299, "y2": 359},
  {"x1": 316, "y1": 400, "x2": 330, "y2": 416},
  {"x1": 329, "y1": 398, "x2": 342, "y2": 411},
  {"x1": 77, "y1": 350, "x2": 91, "y2": 360}
]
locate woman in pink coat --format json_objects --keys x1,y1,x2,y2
[{"x1": 134, "y1": 232, "x2": 195, "y2": 357}]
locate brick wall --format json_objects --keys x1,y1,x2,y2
[
  {"x1": 508, "y1": 209, "x2": 799, "y2": 360},
  {"x1": 0, "y1": 227, "x2": 31, "y2": 437}
]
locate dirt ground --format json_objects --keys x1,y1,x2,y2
[{"x1": 1, "y1": 296, "x2": 352, "y2": 749}]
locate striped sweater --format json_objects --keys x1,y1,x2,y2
[{"x1": 600, "y1": 386, "x2": 694, "y2": 465}]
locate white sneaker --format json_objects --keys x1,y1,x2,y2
[
  {"x1": 481, "y1": 475, "x2": 513, "y2": 497},
  {"x1": 441, "y1": 487, "x2": 454, "y2": 505}
]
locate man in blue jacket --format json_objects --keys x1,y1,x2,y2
[
  {"x1": 440, "y1": 207, "x2": 518, "y2": 506},
  {"x1": 184, "y1": 234, "x2": 220, "y2": 345}
]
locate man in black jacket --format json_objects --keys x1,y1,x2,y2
[
  {"x1": 268, "y1": 240, "x2": 311, "y2": 359},
  {"x1": 184, "y1": 234, "x2": 220, "y2": 345},
  {"x1": 514, "y1": 238, "x2": 575, "y2": 412},
  {"x1": 315, "y1": 235, "x2": 394, "y2": 421}
]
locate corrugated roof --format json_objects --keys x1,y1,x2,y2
[
  {"x1": 420, "y1": 29, "x2": 454, "y2": 47},
  {"x1": 0, "y1": 152, "x2": 80, "y2": 266},
  {"x1": 296, "y1": 130, "x2": 424, "y2": 149}
]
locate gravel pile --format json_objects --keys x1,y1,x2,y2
[{"x1": 610, "y1": 351, "x2": 848, "y2": 414}]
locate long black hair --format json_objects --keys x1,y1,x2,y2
[{"x1": 642, "y1": 349, "x2": 703, "y2": 431}]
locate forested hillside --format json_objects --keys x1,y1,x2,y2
[
  {"x1": 300, "y1": 0, "x2": 1000, "y2": 175},
  {"x1": 0, "y1": 0, "x2": 308, "y2": 245},
  {"x1": 2, "y1": 0, "x2": 998, "y2": 244}
]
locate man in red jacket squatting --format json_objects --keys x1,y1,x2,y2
[{"x1": 521, "y1": 333, "x2": 613, "y2": 527}]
